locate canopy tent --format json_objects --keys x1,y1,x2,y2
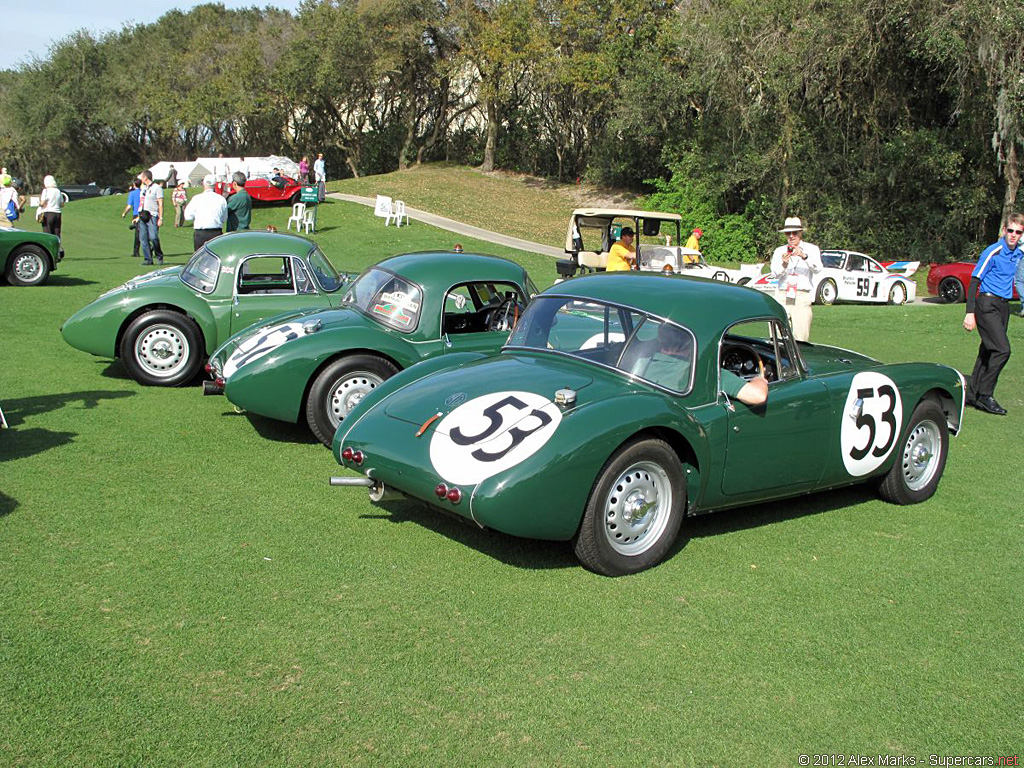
[
  {"x1": 194, "y1": 156, "x2": 301, "y2": 182},
  {"x1": 147, "y1": 161, "x2": 210, "y2": 187}
]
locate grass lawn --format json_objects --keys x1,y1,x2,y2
[{"x1": 2, "y1": 177, "x2": 1021, "y2": 766}]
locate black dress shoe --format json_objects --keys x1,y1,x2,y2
[{"x1": 975, "y1": 396, "x2": 1007, "y2": 415}]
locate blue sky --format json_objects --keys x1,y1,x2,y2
[{"x1": 2, "y1": 1, "x2": 304, "y2": 70}]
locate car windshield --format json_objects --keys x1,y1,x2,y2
[
  {"x1": 343, "y1": 267, "x2": 423, "y2": 332},
  {"x1": 180, "y1": 249, "x2": 220, "y2": 294},
  {"x1": 505, "y1": 296, "x2": 696, "y2": 393},
  {"x1": 307, "y1": 248, "x2": 345, "y2": 292},
  {"x1": 822, "y1": 251, "x2": 845, "y2": 269}
]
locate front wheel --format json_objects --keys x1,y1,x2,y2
[
  {"x1": 574, "y1": 438, "x2": 686, "y2": 576},
  {"x1": 306, "y1": 355, "x2": 399, "y2": 446},
  {"x1": 816, "y1": 278, "x2": 837, "y2": 305},
  {"x1": 6, "y1": 245, "x2": 51, "y2": 286},
  {"x1": 877, "y1": 400, "x2": 949, "y2": 505},
  {"x1": 888, "y1": 282, "x2": 907, "y2": 305},
  {"x1": 119, "y1": 310, "x2": 204, "y2": 386},
  {"x1": 939, "y1": 276, "x2": 964, "y2": 304}
]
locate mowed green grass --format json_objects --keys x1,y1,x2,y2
[{"x1": 2, "y1": 183, "x2": 1022, "y2": 766}]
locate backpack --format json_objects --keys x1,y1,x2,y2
[{"x1": 4, "y1": 197, "x2": 18, "y2": 222}]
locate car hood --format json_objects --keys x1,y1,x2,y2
[
  {"x1": 799, "y1": 342, "x2": 879, "y2": 377},
  {"x1": 383, "y1": 352, "x2": 595, "y2": 433},
  {"x1": 96, "y1": 266, "x2": 184, "y2": 299}
]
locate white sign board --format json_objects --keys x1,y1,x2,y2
[{"x1": 374, "y1": 195, "x2": 392, "y2": 218}]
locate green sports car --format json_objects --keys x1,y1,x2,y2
[
  {"x1": 331, "y1": 272, "x2": 966, "y2": 576},
  {"x1": 206, "y1": 251, "x2": 536, "y2": 446},
  {"x1": 61, "y1": 231, "x2": 351, "y2": 386},
  {"x1": 1, "y1": 227, "x2": 63, "y2": 286}
]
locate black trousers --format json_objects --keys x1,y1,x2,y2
[
  {"x1": 970, "y1": 293, "x2": 1011, "y2": 398},
  {"x1": 193, "y1": 228, "x2": 222, "y2": 252}
]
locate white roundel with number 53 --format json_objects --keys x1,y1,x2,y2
[
  {"x1": 840, "y1": 372, "x2": 904, "y2": 476},
  {"x1": 430, "y1": 391, "x2": 562, "y2": 486}
]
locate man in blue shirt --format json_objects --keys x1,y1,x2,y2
[
  {"x1": 120, "y1": 179, "x2": 142, "y2": 257},
  {"x1": 963, "y1": 213, "x2": 1024, "y2": 414}
]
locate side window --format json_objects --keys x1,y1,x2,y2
[
  {"x1": 771, "y1": 321, "x2": 801, "y2": 381},
  {"x1": 846, "y1": 255, "x2": 865, "y2": 272},
  {"x1": 866, "y1": 259, "x2": 883, "y2": 273},
  {"x1": 293, "y1": 258, "x2": 317, "y2": 294},
  {"x1": 722, "y1": 319, "x2": 798, "y2": 384},
  {"x1": 443, "y1": 285, "x2": 478, "y2": 334},
  {"x1": 443, "y1": 282, "x2": 527, "y2": 335},
  {"x1": 237, "y1": 256, "x2": 294, "y2": 295},
  {"x1": 370, "y1": 277, "x2": 422, "y2": 331}
]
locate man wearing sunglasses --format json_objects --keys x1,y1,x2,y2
[{"x1": 963, "y1": 213, "x2": 1024, "y2": 415}]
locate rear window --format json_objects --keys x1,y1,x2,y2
[
  {"x1": 343, "y1": 267, "x2": 423, "y2": 332},
  {"x1": 180, "y1": 249, "x2": 220, "y2": 294}
]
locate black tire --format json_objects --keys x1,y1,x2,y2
[
  {"x1": 877, "y1": 400, "x2": 949, "y2": 505},
  {"x1": 306, "y1": 355, "x2": 399, "y2": 446},
  {"x1": 573, "y1": 438, "x2": 686, "y2": 576},
  {"x1": 737, "y1": 277, "x2": 751, "y2": 286},
  {"x1": 888, "y1": 282, "x2": 908, "y2": 305},
  {"x1": 119, "y1": 310, "x2": 204, "y2": 386},
  {"x1": 5, "y1": 245, "x2": 51, "y2": 286},
  {"x1": 939, "y1": 276, "x2": 965, "y2": 304},
  {"x1": 816, "y1": 278, "x2": 838, "y2": 305}
]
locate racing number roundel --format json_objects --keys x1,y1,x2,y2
[
  {"x1": 429, "y1": 391, "x2": 562, "y2": 486},
  {"x1": 223, "y1": 322, "x2": 303, "y2": 378},
  {"x1": 840, "y1": 372, "x2": 903, "y2": 477}
]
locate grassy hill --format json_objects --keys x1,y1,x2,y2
[{"x1": 1, "y1": 183, "x2": 1021, "y2": 764}]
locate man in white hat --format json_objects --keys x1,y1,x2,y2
[{"x1": 770, "y1": 216, "x2": 822, "y2": 341}]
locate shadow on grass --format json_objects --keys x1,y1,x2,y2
[
  {"x1": 221, "y1": 412, "x2": 321, "y2": 445},
  {"x1": 360, "y1": 483, "x2": 878, "y2": 573},
  {"x1": 0, "y1": 389, "x2": 135, "y2": 462},
  {"x1": 363, "y1": 498, "x2": 578, "y2": 571},
  {"x1": 46, "y1": 275, "x2": 99, "y2": 287},
  {"x1": 98, "y1": 360, "x2": 132, "y2": 381},
  {"x1": 0, "y1": 490, "x2": 17, "y2": 517}
]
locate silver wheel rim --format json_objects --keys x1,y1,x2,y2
[
  {"x1": 327, "y1": 371, "x2": 383, "y2": 428},
  {"x1": 891, "y1": 284, "x2": 906, "y2": 304},
  {"x1": 901, "y1": 419, "x2": 942, "y2": 492},
  {"x1": 13, "y1": 252, "x2": 44, "y2": 283},
  {"x1": 602, "y1": 460, "x2": 673, "y2": 556},
  {"x1": 134, "y1": 323, "x2": 191, "y2": 378},
  {"x1": 821, "y1": 281, "x2": 836, "y2": 303}
]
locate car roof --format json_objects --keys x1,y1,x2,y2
[
  {"x1": 571, "y1": 208, "x2": 683, "y2": 222},
  {"x1": 544, "y1": 272, "x2": 788, "y2": 337},
  {"x1": 206, "y1": 231, "x2": 315, "y2": 258},
  {"x1": 375, "y1": 251, "x2": 529, "y2": 284}
]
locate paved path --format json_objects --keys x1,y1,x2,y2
[
  {"x1": 329, "y1": 193, "x2": 564, "y2": 258},
  {"x1": 329, "y1": 192, "x2": 950, "y2": 306}
]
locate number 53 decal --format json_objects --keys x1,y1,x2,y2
[
  {"x1": 840, "y1": 372, "x2": 903, "y2": 476},
  {"x1": 430, "y1": 391, "x2": 562, "y2": 486}
]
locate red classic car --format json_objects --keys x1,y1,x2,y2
[
  {"x1": 927, "y1": 261, "x2": 1021, "y2": 303},
  {"x1": 243, "y1": 175, "x2": 302, "y2": 205}
]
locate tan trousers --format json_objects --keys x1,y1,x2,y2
[{"x1": 776, "y1": 289, "x2": 813, "y2": 341}]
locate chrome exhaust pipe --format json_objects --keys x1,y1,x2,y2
[
  {"x1": 330, "y1": 476, "x2": 375, "y2": 488},
  {"x1": 329, "y1": 476, "x2": 402, "y2": 503}
]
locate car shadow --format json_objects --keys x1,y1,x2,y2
[
  {"x1": 0, "y1": 490, "x2": 18, "y2": 517},
  {"x1": 46, "y1": 275, "x2": 99, "y2": 287},
  {"x1": 360, "y1": 498, "x2": 578, "y2": 571},
  {"x1": 232, "y1": 412, "x2": 321, "y2": 445},
  {"x1": 98, "y1": 361, "x2": 132, "y2": 381}
]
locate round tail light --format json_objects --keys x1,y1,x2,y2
[
  {"x1": 204, "y1": 363, "x2": 214, "y2": 373},
  {"x1": 446, "y1": 487, "x2": 462, "y2": 504},
  {"x1": 214, "y1": 377, "x2": 224, "y2": 388},
  {"x1": 352, "y1": 450, "x2": 364, "y2": 465},
  {"x1": 434, "y1": 483, "x2": 448, "y2": 499},
  {"x1": 341, "y1": 447, "x2": 354, "y2": 462}
]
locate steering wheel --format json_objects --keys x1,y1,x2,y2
[
  {"x1": 485, "y1": 296, "x2": 521, "y2": 332},
  {"x1": 721, "y1": 342, "x2": 770, "y2": 381}
]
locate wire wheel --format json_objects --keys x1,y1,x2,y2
[{"x1": 889, "y1": 283, "x2": 907, "y2": 305}]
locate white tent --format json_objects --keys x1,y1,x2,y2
[
  {"x1": 147, "y1": 160, "x2": 210, "y2": 187},
  {"x1": 194, "y1": 156, "x2": 301, "y2": 182}
]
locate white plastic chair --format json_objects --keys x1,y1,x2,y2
[
  {"x1": 385, "y1": 200, "x2": 409, "y2": 227},
  {"x1": 286, "y1": 202, "x2": 306, "y2": 231},
  {"x1": 302, "y1": 207, "x2": 316, "y2": 233}
]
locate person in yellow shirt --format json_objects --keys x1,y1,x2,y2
[
  {"x1": 606, "y1": 226, "x2": 636, "y2": 271},
  {"x1": 683, "y1": 227, "x2": 702, "y2": 264}
]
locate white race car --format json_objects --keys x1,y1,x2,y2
[
  {"x1": 749, "y1": 249, "x2": 919, "y2": 305},
  {"x1": 555, "y1": 208, "x2": 761, "y2": 284}
]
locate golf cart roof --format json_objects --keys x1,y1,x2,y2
[{"x1": 571, "y1": 208, "x2": 683, "y2": 222}]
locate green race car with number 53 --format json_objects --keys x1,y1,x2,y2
[
  {"x1": 331, "y1": 272, "x2": 966, "y2": 576},
  {"x1": 205, "y1": 251, "x2": 535, "y2": 445}
]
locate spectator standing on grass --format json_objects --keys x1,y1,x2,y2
[
  {"x1": 1015, "y1": 255, "x2": 1024, "y2": 319},
  {"x1": 165, "y1": 164, "x2": 178, "y2": 189},
  {"x1": 314, "y1": 153, "x2": 326, "y2": 201},
  {"x1": 963, "y1": 213, "x2": 1024, "y2": 415},
  {"x1": 137, "y1": 170, "x2": 164, "y2": 265},
  {"x1": 35, "y1": 175, "x2": 63, "y2": 239},
  {"x1": 184, "y1": 174, "x2": 228, "y2": 251},
  {"x1": 770, "y1": 216, "x2": 822, "y2": 342},
  {"x1": 299, "y1": 155, "x2": 310, "y2": 184},
  {"x1": 225, "y1": 172, "x2": 252, "y2": 232},
  {"x1": 171, "y1": 181, "x2": 187, "y2": 228},
  {"x1": 0, "y1": 176, "x2": 17, "y2": 229},
  {"x1": 121, "y1": 179, "x2": 143, "y2": 257}
]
